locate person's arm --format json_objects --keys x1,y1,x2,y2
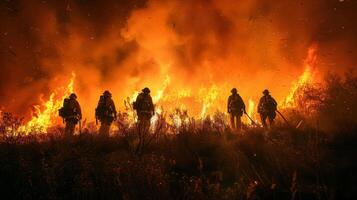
[
  {"x1": 150, "y1": 96, "x2": 155, "y2": 113},
  {"x1": 95, "y1": 98, "x2": 100, "y2": 117},
  {"x1": 111, "y1": 99, "x2": 117, "y2": 117},
  {"x1": 272, "y1": 97, "x2": 278, "y2": 109},
  {"x1": 135, "y1": 94, "x2": 140, "y2": 103},
  {"x1": 240, "y1": 96, "x2": 246, "y2": 113},
  {"x1": 134, "y1": 94, "x2": 142, "y2": 110},
  {"x1": 227, "y1": 96, "x2": 231, "y2": 113},
  {"x1": 96, "y1": 96, "x2": 104, "y2": 115},
  {"x1": 257, "y1": 98, "x2": 263, "y2": 113},
  {"x1": 76, "y1": 101, "x2": 82, "y2": 119}
]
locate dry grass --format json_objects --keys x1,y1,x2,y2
[
  {"x1": 0, "y1": 72, "x2": 356, "y2": 199},
  {"x1": 0, "y1": 123, "x2": 356, "y2": 199}
]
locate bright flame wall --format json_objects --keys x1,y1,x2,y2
[{"x1": 0, "y1": 0, "x2": 356, "y2": 122}]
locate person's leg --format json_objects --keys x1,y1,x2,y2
[
  {"x1": 70, "y1": 122, "x2": 76, "y2": 135},
  {"x1": 104, "y1": 123, "x2": 111, "y2": 136},
  {"x1": 138, "y1": 115, "x2": 150, "y2": 138},
  {"x1": 65, "y1": 121, "x2": 75, "y2": 137},
  {"x1": 230, "y1": 114, "x2": 236, "y2": 129},
  {"x1": 143, "y1": 116, "x2": 151, "y2": 132},
  {"x1": 99, "y1": 120, "x2": 111, "y2": 137},
  {"x1": 64, "y1": 122, "x2": 70, "y2": 137},
  {"x1": 261, "y1": 114, "x2": 267, "y2": 128},
  {"x1": 136, "y1": 115, "x2": 150, "y2": 154},
  {"x1": 268, "y1": 115, "x2": 274, "y2": 127},
  {"x1": 236, "y1": 116, "x2": 242, "y2": 131},
  {"x1": 137, "y1": 115, "x2": 144, "y2": 133},
  {"x1": 99, "y1": 124, "x2": 107, "y2": 136},
  {"x1": 99, "y1": 123, "x2": 103, "y2": 134}
]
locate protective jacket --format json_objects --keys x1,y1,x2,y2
[
  {"x1": 258, "y1": 95, "x2": 277, "y2": 115},
  {"x1": 134, "y1": 93, "x2": 154, "y2": 116},
  {"x1": 59, "y1": 98, "x2": 82, "y2": 123},
  {"x1": 228, "y1": 94, "x2": 245, "y2": 116},
  {"x1": 95, "y1": 95, "x2": 117, "y2": 123}
]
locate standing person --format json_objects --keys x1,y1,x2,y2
[
  {"x1": 133, "y1": 87, "x2": 155, "y2": 131},
  {"x1": 227, "y1": 88, "x2": 246, "y2": 130},
  {"x1": 258, "y1": 89, "x2": 277, "y2": 128},
  {"x1": 95, "y1": 90, "x2": 117, "y2": 136},
  {"x1": 59, "y1": 93, "x2": 82, "y2": 137}
]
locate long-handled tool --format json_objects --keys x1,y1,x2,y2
[
  {"x1": 295, "y1": 120, "x2": 303, "y2": 129},
  {"x1": 244, "y1": 112, "x2": 259, "y2": 126},
  {"x1": 276, "y1": 110, "x2": 292, "y2": 127}
]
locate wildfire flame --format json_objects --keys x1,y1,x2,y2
[
  {"x1": 246, "y1": 99, "x2": 256, "y2": 124},
  {"x1": 14, "y1": 44, "x2": 319, "y2": 134},
  {"x1": 283, "y1": 45, "x2": 318, "y2": 108},
  {"x1": 18, "y1": 73, "x2": 76, "y2": 134},
  {"x1": 199, "y1": 86, "x2": 219, "y2": 119},
  {"x1": 153, "y1": 75, "x2": 171, "y2": 104}
]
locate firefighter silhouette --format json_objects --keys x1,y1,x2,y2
[
  {"x1": 227, "y1": 88, "x2": 246, "y2": 130},
  {"x1": 59, "y1": 93, "x2": 82, "y2": 137},
  {"x1": 258, "y1": 89, "x2": 277, "y2": 128},
  {"x1": 95, "y1": 90, "x2": 117, "y2": 136},
  {"x1": 133, "y1": 87, "x2": 155, "y2": 131}
]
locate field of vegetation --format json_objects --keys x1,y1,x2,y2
[{"x1": 0, "y1": 72, "x2": 356, "y2": 200}]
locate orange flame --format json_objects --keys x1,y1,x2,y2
[
  {"x1": 283, "y1": 44, "x2": 318, "y2": 108},
  {"x1": 18, "y1": 73, "x2": 76, "y2": 134},
  {"x1": 199, "y1": 86, "x2": 219, "y2": 119},
  {"x1": 15, "y1": 44, "x2": 320, "y2": 133},
  {"x1": 248, "y1": 99, "x2": 255, "y2": 119}
]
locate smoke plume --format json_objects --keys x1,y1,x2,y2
[{"x1": 0, "y1": 0, "x2": 356, "y2": 119}]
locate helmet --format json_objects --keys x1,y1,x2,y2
[
  {"x1": 69, "y1": 93, "x2": 77, "y2": 99},
  {"x1": 231, "y1": 88, "x2": 237, "y2": 94},
  {"x1": 103, "y1": 90, "x2": 112, "y2": 97},
  {"x1": 142, "y1": 87, "x2": 150, "y2": 94},
  {"x1": 263, "y1": 89, "x2": 270, "y2": 95}
]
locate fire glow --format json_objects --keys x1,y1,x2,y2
[
  {"x1": 283, "y1": 45, "x2": 318, "y2": 108},
  {"x1": 17, "y1": 73, "x2": 76, "y2": 134},
  {"x1": 1, "y1": 0, "x2": 354, "y2": 135},
  {"x1": 17, "y1": 44, "x2": 318, "y2": 134}
]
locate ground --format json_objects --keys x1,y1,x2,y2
[{"x1": 0, "y1": 124, "x2": 356, "y2": 200}]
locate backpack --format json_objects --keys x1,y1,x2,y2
[
  {"x1": 95, "y1": 96, "x2": 105, "y2": 118},
  {"x1": 59, "y1": 98, "x2": 70, "y2": 118},
  {"x1": 133, "y1": 101, "x2": 138, "y2": 110},
  {"x1": 229, "y1": 95, "x2": 244, "y2": 111},
  {"x1": 140, "y1": 98, "x2": 152, "y2": 111},
  {"x1": 96, "y1": 96, "x2": 114, "y2": 120},
  {"x1": 134, "y1": 93, "x2": 153, "y2": 112},
  {"x1": 262, "y1": 96, "x2": 277, "y2": 112}
]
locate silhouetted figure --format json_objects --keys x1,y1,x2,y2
[
  {"x1": 133, "y1": 87, "x2": 155, "y2": 131},
  {"x1": 59, "y1": 93, "x2": 82, "y2": 137},
  {"x1": 227, "y1": 88, "x2": 246, "y2": 130},
  {"x1": 95, "y1": 90, "x2": 117, "y2": 136},
  {"x1": 258, "y1": 89, "x2": 277, "y2": 128}
]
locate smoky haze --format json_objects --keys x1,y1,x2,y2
[{"x1": 0, "y1": 0, "x2": 356, "y2": 119}]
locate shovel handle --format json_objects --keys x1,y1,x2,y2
[{"x1": 276, "y1": 110, "x2": 292, "y2": 127}]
